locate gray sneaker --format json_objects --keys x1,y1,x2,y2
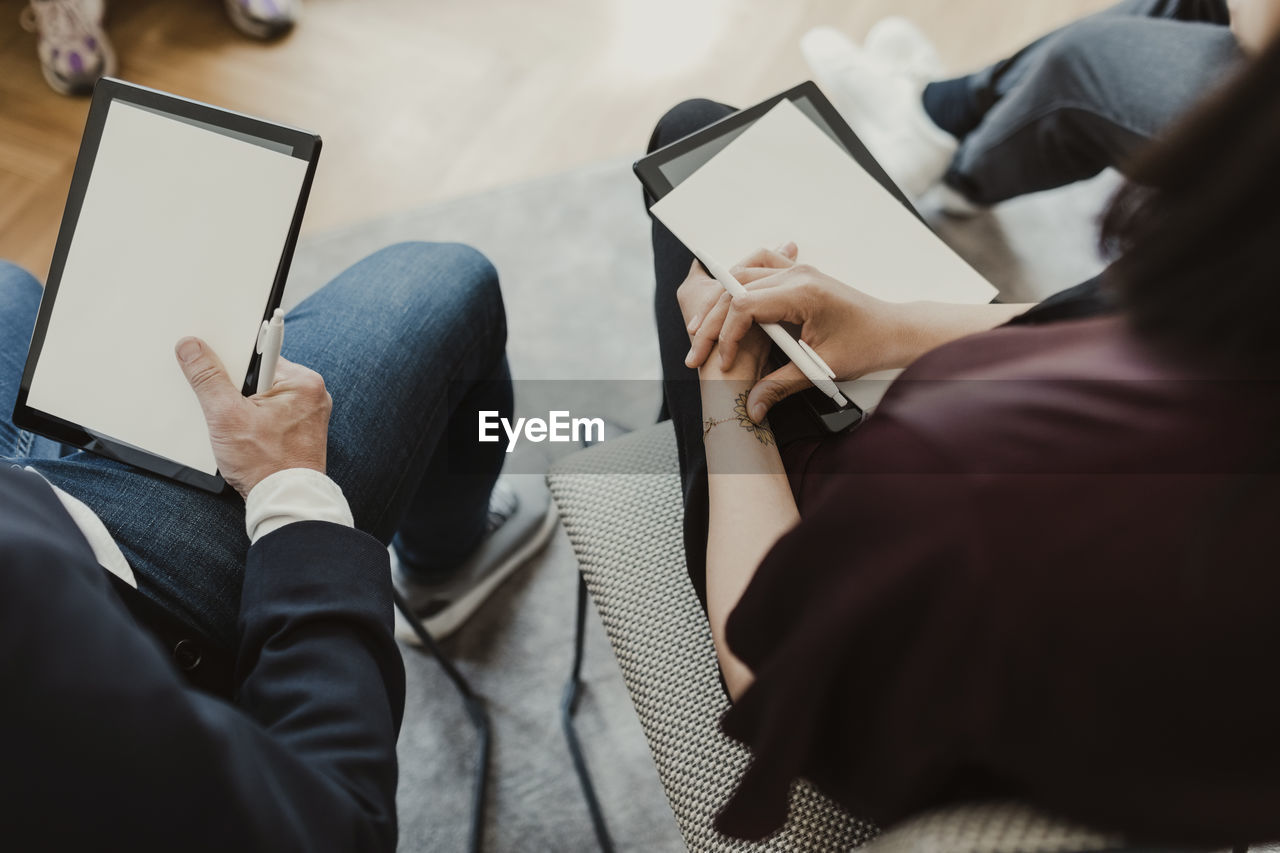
[
  {"x1": 21, "y1": 0, "x2": 116, "y2": 96},
  {"x1": 392, "y1": 476, "x2": 557, "y2": 643}
]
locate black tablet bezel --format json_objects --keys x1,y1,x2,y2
[
  {"x1": 13, "y1": 78, "x2": 322, "y2": 493},
  {"x1": 635, "y1": 80, "x2": 921, "y2": 223}
]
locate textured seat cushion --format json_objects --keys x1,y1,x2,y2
[{"x1": 547, "y1": 423, "x2": 1121, "y2": 852}]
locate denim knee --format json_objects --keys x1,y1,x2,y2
[
  {"x1": 370, "y1": 241, "x2": 506, "y2": 353},
  {"x1": 0, "y1": 261, "x2": 43, "y2": 315},
  {"x1": 368, "y1": 240, "x2": 494, "y2": 281},
  {"x1": 0, "y1": 261, "x2": 42, "y2": 293}
]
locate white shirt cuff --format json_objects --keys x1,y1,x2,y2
[{"x1": 244, "y1": 468, "x2": 355, "y2": 545}]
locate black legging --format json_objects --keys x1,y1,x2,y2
[
  {"x1": 648, "y1": 98, "x2": 827, "y2": 607},
  {"x1": 646, "y1": 98, "x2": 1115, "y2": 607}
]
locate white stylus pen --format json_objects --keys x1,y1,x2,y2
[
  {"x1": 702, "y1": 259, "x2": 849, "y2": 408},
  {"x1": 255, "y1": 308, "x2": 284, "y2": 394}
]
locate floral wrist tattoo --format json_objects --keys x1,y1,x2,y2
[{"x1": 703, "y1": 391, "x2": 776, "y2": 446}]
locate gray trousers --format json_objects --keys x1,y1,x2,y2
[{"x1": 947, "y1": 0, "x2": 1242, "y2": 204}]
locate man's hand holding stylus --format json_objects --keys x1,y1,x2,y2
[{"x1": 175, "y1": 336, "x2": 330, "y2": 500}]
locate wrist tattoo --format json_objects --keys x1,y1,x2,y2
[{"x1": 702, "y1": 391, "x2": 776, "y2": 446}]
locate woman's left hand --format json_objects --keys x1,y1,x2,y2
[{"x1": 676, "y1": 243, "x2": 798, "y2": 379}]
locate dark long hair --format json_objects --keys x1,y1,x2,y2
[{"x1": 1100, "y1": 37, "x2": 1280, "y2": 370}]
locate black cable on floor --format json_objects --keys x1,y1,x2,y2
[
  {"x1": 393, "y1": 589, "x2": 491, "y2": 853},
  {"x1": 561, "y1": 574, "x2": 615, "y2": 853}
]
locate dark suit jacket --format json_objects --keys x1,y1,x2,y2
[{"x1": 0, "y1": 465, "x2": 406, "y2": 852}]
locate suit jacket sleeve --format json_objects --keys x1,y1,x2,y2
[{"x1": 1, "y1": 470, "x2": 405, "y2": 853}]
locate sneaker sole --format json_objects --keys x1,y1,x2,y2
[
  {"x1": 41, "y1": 39, "x2": 116, "y2": 97},
  {"x1": 225, "y1": 1, "x2": 297, "y2": 40},
  {"x1": 396, "y1": 500, "x2": 560, "y2": 644}
]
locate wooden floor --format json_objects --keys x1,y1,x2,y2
[{"x1": 0, "y1": 0, "x2": 1111, "y2": 278}]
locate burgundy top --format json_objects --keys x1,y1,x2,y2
[{"x1": 716, "y1": 316, "x2": 1280, "y2": 845}]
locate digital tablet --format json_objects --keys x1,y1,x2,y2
[
  {"x1": 634, "y1": 80, "x2": 918, "y2": 222},
  {"x1": 14, "y1": 78, "x2": 321, "y2": 493},
  {"x1": 636, "y1": 82, "x2": 989, "y2": 435},
  {"x1": 637, "y1": 82, "x2": 900, "y2": 434}
]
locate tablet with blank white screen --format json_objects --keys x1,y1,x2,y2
[
  {"x1": 15, "y1": 78, "x2": 320, "y2": 492},
  {"x1": 649, "y1": 98, "x2": 998, "y2": 413}
]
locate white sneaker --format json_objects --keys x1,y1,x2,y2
[
  {"x1": 801, "y1": 24, "x2": 957, "y2": 200},
  {"x1": 864, "y1": 17, "x2": 944, "y2": 85},
  {"x1": 20, "y1": 0, "x2": 116, "y2": 96}
]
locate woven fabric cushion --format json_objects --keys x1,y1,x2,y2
[{"x1": 548, "y1": 422, "x2": 1126, "y2": 852}]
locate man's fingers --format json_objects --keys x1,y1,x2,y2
[
  {"x1": 272, "y1": 355, "x2": 303, "y2": 374},
  {"x1": 175, "y1": 337, "x2": 242, "y2": 420},
  {"x1": 747, "y1": 363, "x2": 809, "y2": 423},
  {"x1": 264, "y1": 355, "x2": 307, "y2": 383},
  {"x1": 269, "y1": 357, "x2": 329, "y2": 401}
]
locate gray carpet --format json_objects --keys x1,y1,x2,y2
[
  {"x1": 284, "y1": 159, "x2": 1118, "y2": 852},
  {"x1": 288, "y1": 161, "x2": 682, "y2": 853}
]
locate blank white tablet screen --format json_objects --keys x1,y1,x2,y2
[{"x1": 27, "y1": 100, "x2": 307, "y2": 476}]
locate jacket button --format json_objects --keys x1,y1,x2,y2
[{"x1": 173, "y1": 639, "x2": 202, "y2": 672}]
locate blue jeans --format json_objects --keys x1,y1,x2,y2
[{"x1": 1, "y1": 242, "x2": 513, "y2": 648}]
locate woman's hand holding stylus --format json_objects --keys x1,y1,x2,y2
[
  {"x1": 687, "y1": 245, "x2": 1038, "y2": 423},
  {"x1": 679, "y1": 243, "x2": 800, "y2": 375}
]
